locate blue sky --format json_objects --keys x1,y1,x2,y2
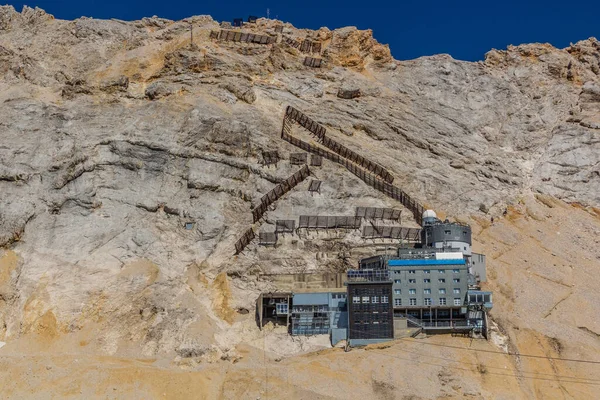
[{"x1": 5, "y1": 1, "x2": 599, "y2": 61}]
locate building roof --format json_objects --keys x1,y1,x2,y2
[
  {"x1": 388, "y1": 259, "x2": 466, "y2": 266},
  {"x1": 292, "y1": 292, "x2": 329, "y2": 305},
  {"x1": 293, "y1": 287, "x2": 347, "y2": 294}
]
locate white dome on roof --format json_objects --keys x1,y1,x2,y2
[{"x1": 423, "y1": 209, "x2": 437, "y2": 219}]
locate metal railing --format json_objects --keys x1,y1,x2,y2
[{"x1": 347, "y1": 269, "x2": 390, "y2": 283}]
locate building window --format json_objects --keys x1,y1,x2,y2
[
  {"x1": 394, "y1": 289, "x2": 401, "y2": 295},
  {"x1": 424, "y1": 279, "x2": 431, "y2": 283},
  {"x1": 424, "y1": 289, "x2": 431, "y2": 294},
  {"x1": 439, "y1": 298, "x2": 447, "y2": 305},
  {"x1": 424, "y1": 270, "x2": 430, "y2": 274},
  {"x1": 362, "y1": 296, "x2": 370, "y2": 303},
  {"x1": 394, "y1": 279, "x2": 401, "y2": 284},
  {"x1": 454, "y1": 298, "x2": 462, "y2": 306},
  {"x1": 409, "y1": 289, "x2": 416, "y2": 295},
  {"x1": 409, "y1": 298, "x2": 417, "y2": 306},
  {"x1": 381, "y1": 296, "x2": 389, "y2": 304},
  {"x1": 372, "y1": 296, "x2": 379, "y2": 303},
  {"x1": 445, "y1": 230, "x2": 451, "y2": 235},
  {"x1": 424, "y1": 298, "x2": 432, "y2": 306},
  {"x1": 276, "y1": 303, "x2": 288, "y2": 314},
  {"x1": 439, "y1": 279, "x2": 446, "y2": 283},
  {"x1": 409, "y1": 279, "x2": 416, "y2": 284},
  {"x1": 453, "y1": 288, "x2": 460, "y2": 294},
  {"x1": 409, "y1": 270, "x2": 416, "y2": 274},
  {"x1": 394, "y1": 299, "x2": 402, "y2": 306},
  {"x1": 453, "y1": 278, "x2": 460, "y2": 283},
  {"x1": 439, "y1": 288, "x2": 446, "y2": 294},
  {"x1": 438, "y1": 270, "x2": 445, "y2": 274},
  {"x1": 452, "y1": 269, "x2": 460, "y2": 274},
  {"x1": 353, "y1": 296, "x2": 360, "y2": 304}
]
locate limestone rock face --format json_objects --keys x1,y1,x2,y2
[{"x1": 0, "y1": 8, "x2": 599, "y2": 398}]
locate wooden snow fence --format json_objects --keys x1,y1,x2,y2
[
  {"x1": 283, "y1": 106, "x2": 394, "y2": 184},
  {"x1": 310, "y1": 154, "x2": 323, "y2": 166},
  {"x1": 281, "y1": 108, "x2": 425, "y2": 226},
  {"x1": 308, "y1": 180, "x2": 322, "y2": 194},
  {"x1": 234, "y1": 227, "x2": 256, "y2": 254},
  {"x1": 283, "y1": 36, "x2": 301, "y2": 49},
  {"x1": 259, "y1": 231, "x2": 278, "y2": 246},
  {"x1": 362, "y1": 226, "x2": 421, "y2": 242},
  {"x1": 298, "y1": 215, "x2": 362, "y2": 230},
  {"x1": 304, "y1": 57, "x2": 322, "y2": 68},
  {"x1": 289, "y1": 152, "x2": 308, "y2": 165},
  {"x1": 252, "y1": 165, "x2": 310, "y2": 223},
  {"x1": 262, "y1": 150, "x2": 280, "y2": 166},
  {"x1": 355, "y1": 207, "x2": 402, "y2": 221},
  {"x1": 210, "y1": 30, "x2": 276, "y2": 45},
  {"x1": 283, "y1": 37, "x2": 322, "y2": 53},
  {"x1": 275, "y1": 220, "x2": 295, "y2": 234}
]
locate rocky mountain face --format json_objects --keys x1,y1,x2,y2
[{"x1": 0, "y1": 6, "x2": 599, "y2": 399}]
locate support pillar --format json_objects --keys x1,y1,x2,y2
[
  {"x1": 257, "y1": 294, "x2": 263, "y2": 331},
  {"x1": 286, "y1": 296, "x2": 290, "y2": 328}
]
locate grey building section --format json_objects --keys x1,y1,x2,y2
[
  {"x1": 389, "y1": 262, "x2": 469, "y2": 311},
  {"x1": 422, "y1": 221, "x2": 472, "y2": 256},
  {"x1": 290, "y1": 292, "x2": 347, "y2": 341},
  {"x1": 471, "y1": 253, "x2": 487, "y2": 282}
]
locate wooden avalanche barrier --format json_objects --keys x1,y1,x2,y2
[
  {"x1": 355, "y1": 207, "x2": 402, "y2": 221},
  {"x1": 275, "y1": 220, "x2": 295, "y2": 234},
  {"x1": 262, "y1": 150, "x2": 280, "y2": 166},
  {"x1": 234, "y1": 227, "x2": 256, "y2": 254},
  {"x1": 283, "y1": 36, "x2": 322, "y2": 53},
  {"x1": 259, "y1": 231, "x2": 278, "y2": 246},
  {"x1": 362, "y1": 226, "x2": 421, "y2": 241},
  {"x1": 281, "y1": 107, "x2": 425, "y2": 226},
  {"x1": 304, "y1": 57, "x2": 322, "y2": 68},
  {"x1": 252, "y1": 165, "x2": 310, "y2": 223},
  {"x1": 210, "y1": 30, "x2": 276, "y2": 44},
  {"x1": 283, "y1": 106, "x2": 394, "y2": 183},
  {"x1": 298, "y1": 216, "x2": 362, "y2": 230},
  {"x1": 290, "y1": 152, "x2": 308, "y2": 165}
]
